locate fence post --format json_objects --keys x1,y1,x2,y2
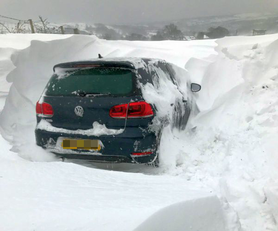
[
  {"x1": 60, "y1": 26, "x2": 65, "y2": 34},
  {"x1": 28, "y1": 19, "x2": 35, "y2": 33}
]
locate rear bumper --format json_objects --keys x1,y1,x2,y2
[{"x1": 35, "y1": 127, "x2": 157, "y2": 164}]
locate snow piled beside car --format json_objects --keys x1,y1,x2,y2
[{"x1": 1, "y1": 33, "x2": 278, "y2": 231}]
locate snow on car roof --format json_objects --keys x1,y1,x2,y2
[{"x1": 53, "y1": 57, "x2": 165, "y2": 72}]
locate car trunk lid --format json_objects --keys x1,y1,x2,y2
[{"x1": 39, "y1": 66, "x2": 139, "y2": 131}]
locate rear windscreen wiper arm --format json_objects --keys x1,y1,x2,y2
[
  {"x1": 75, "y1": 91, "x2": 111, "y2": 97},
  {"x1": 85, "y1": 93, "x2": 109, "y2": 97}
]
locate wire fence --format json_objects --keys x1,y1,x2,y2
[{"x1": 0, "y1": 14, "x2": 81, "y2": 34}]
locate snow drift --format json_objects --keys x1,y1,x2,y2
[
  {"x1": 1, "y1": 33, "x2": 278, "y2": 230},
  {"x1": 135, "y1": 196, "x2": 227, "y2": 231}
]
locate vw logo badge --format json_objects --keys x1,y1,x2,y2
[{"x1": 74, "y1": 106, "x2": 84, "y2": 117}]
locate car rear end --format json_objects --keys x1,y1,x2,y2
[{"x1": 35, "y1": 61, "x2": 158, "y2": 164}]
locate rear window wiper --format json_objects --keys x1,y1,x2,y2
[
  {"x1": 74, "y1": 91, "x2": 111, "y2": 97},
  {"x1": 85, "y1": 93, "x2": 110, "y2": 97}
]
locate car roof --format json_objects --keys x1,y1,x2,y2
[{"x1": 53, "y1": 57, "x2": 166, "y2": 72}]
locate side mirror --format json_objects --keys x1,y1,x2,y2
[{"x1": 191, "y1": 83, "x2": 201, "y2": 92}]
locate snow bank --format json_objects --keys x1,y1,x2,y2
[
  {"x1": 1, "y1": 34, "x2": 278, "y2": 230},
  {"x1": 135, "y1": 196, "x2": 228, "y2": 231},
  {"x1": 161, "y1": 34, "x2": 278, "y2": 230},
  {"x1": 0, "y1": 34, "x2": 71, "y2": 93},
  {"x1": 0, "y1": 148, "x2": 214, "y2": 231}
]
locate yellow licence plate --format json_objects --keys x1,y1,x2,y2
[{"x1": 62, "y1": 139, "x2": 101, "y2": 151}]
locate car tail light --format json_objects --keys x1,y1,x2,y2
[
  {"x1": 110, "y1": 101, "x2": 154, "y2": 119},
  {"x1": 109, "y1": 104, "x2": 127, "y2": 118},
  {"x1": 36, "y1": 101, "x2": 54, "y2": 117},
  {"x1": 131, "y1": 152, "x2": 153, "y2": 157},
  {"x1": 36, "y1": 101, "x2": 42, "y2": 114}
]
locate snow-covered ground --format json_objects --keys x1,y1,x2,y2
[{"x1": 1, "y1": 33, "x2": 278, "y2": 230}]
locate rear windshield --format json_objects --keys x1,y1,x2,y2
[{"x1": 45, "y1": 68, "x2": 134, "y2": 96}]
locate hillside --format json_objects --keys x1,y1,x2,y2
[{"x1": 1, "y1": 13, "x2": 277, "y2": 39}]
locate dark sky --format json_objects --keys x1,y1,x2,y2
[{"x1": 1, "y1": 0, "x2": 277, "y2": 24}]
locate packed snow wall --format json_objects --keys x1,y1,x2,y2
[{"x1": 0, "y1": 34, "x2": 278, "y2": 230}]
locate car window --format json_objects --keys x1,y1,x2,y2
[
  {"x1": 45, "y1": 68, "x2": 134, "y2": 96},
  {"x1": 154, "y1": 61, "x2": 177, "y2": 85},
  {"x1": 165, "y1": 63, "x2": 179, "y2": 86}
]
